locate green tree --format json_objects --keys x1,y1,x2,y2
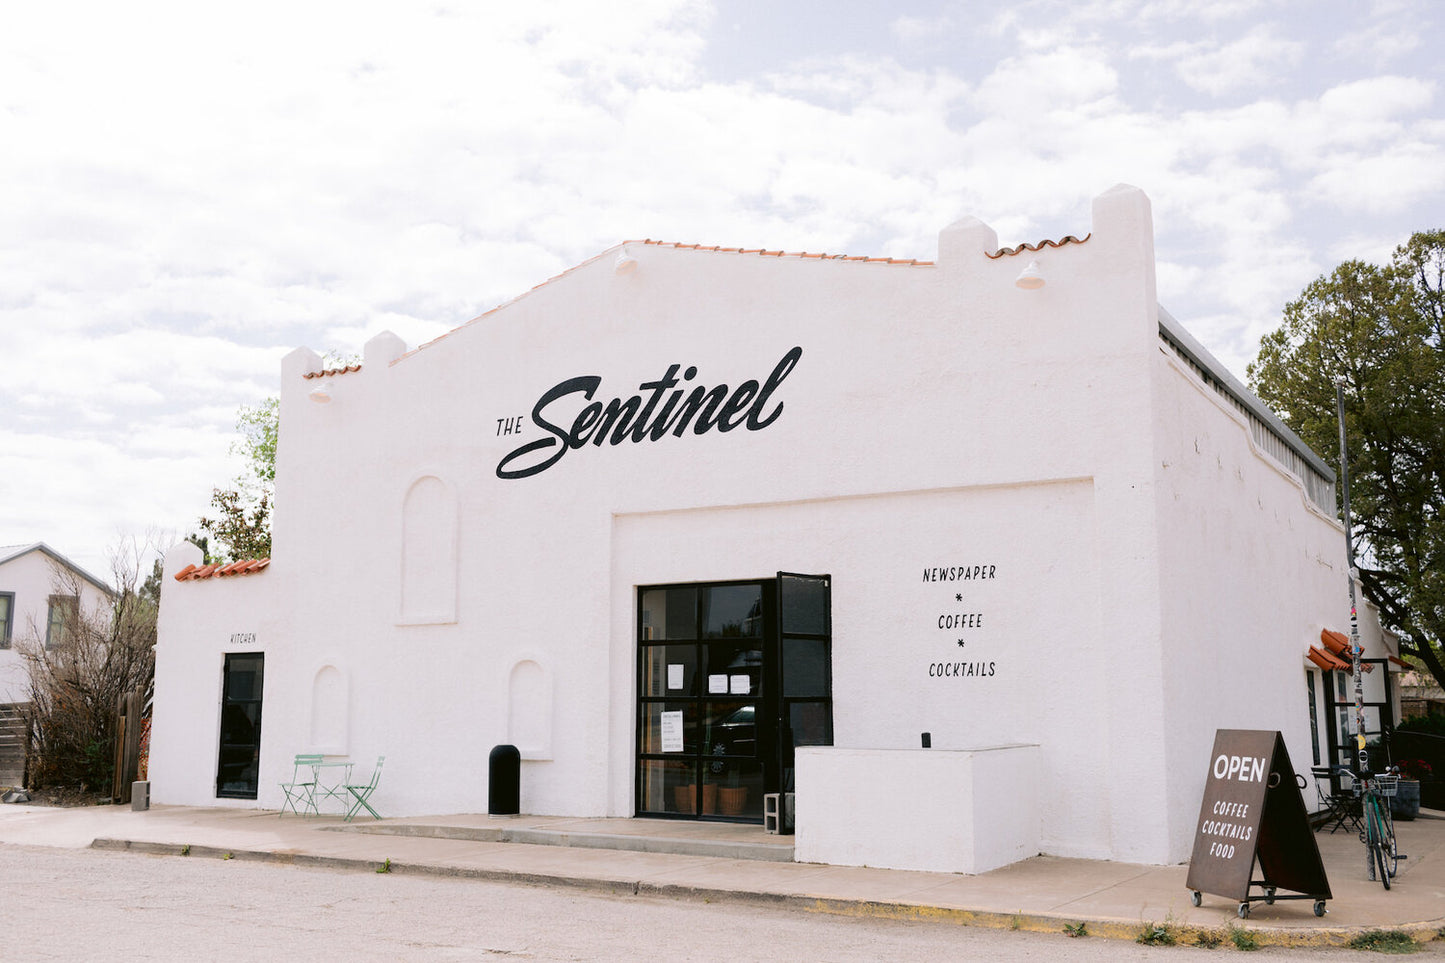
[
  {"x1": 1248, "y1": 230, "x2": 1445, "y2": 692},
  {"x1": 198, "y1": 398, "x2": 277, "y2": 561}
]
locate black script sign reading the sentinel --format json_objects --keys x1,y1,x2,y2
[
  {"x1": 496, "y1": 347, "x2": 803, "y2": 480},
  {"x1": 1185, "y1": 729, "x2": 1330, "y2": 905}
]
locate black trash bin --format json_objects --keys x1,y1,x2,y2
[{"x1": 489, "y1": 744, "x2": 520, "y2": 815}]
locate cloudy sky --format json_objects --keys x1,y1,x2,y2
[{"x1": 3, "y1": 0, "x2": 1441, "y2": 577}]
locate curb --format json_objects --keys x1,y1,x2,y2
[{"x1": 89, "y1": 838, "x2": 1445, "y2": 949}]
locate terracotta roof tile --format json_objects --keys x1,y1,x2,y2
[
  {"x1": 633, "y1": 239, "x2": 933, "y2": 266},
  {"x1": 303, "y1": 364, "x2": 361, "y2": 380},
  {"x1": 1311, "y1": 628, "x2": 1375, "y2": 672},
  {"x1": 398, "y1": 238, "x2": 936, "y2": 364},
  {"x1": 1307, "y1": 646, "x2": 1350, "y2": 671},
  {"x1": 174, "y1": 558, "x2": 270, "y2": 582},
  {"x1": 985, "y1": 233, "x2": 1091, "y2": 259}
]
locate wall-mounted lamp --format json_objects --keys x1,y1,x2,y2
[
  {"x1": 614, "y1": 249, "x2": 638, "y2": 275},
  {"x1": 1015, "y1": 259, "x2": 1045, "y2": 290},
  {"x1": 308, "y1": 382, "x2": 332, "y2": 404}
]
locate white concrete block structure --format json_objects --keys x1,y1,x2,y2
[{"x1": 149, "y1": 185, "x2": 1399, "y2": 869}]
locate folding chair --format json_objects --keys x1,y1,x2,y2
[
  {"x1": 344, "y1": 755, "x2": 385, "y2": 822},
  {"x1": 280, "y1": 753, "x2": 324, "y2": 815},
  {"x1": 1312, "y1": 765, "x2": 1361, "y2": 834}
]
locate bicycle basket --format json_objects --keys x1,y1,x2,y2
[{"x1": 1375, "y1": 773, "x2": 1399, "y2": 797}]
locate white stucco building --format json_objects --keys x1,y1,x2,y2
[{"x1": 150, "y1": 185, "x2": 1398, "y2": 872}]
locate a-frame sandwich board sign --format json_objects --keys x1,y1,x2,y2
[{"x1": 1185, "y1": 729, "x2": 1331, "y2": 918}]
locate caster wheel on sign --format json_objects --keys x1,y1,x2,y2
[
  {"x1": 1238, "y1": 902, "x2": 1251, "y2": 919},
  {"x1": 1190, "y1": 891, "x2": 1201, "y2": 907},
  {"x1": 1314, "y1": 900, "x2": 1327, "y2": 917},
  {"x1": 1264, "y1": 886, "x2": 1276, "y2": 905}
]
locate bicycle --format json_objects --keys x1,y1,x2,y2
[{"x1": 1359, "y1": 768, "x2": 1403, "y2": 888}]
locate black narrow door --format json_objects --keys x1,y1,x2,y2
[
  {"x1": 774, "y1": 573, "x2": 832, "y2": 794},
  {"x1": 216, "y1": 652, "x2": 264, "y2": 799}
]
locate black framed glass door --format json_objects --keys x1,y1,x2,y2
[
  {"x1": 636, "y1": 574, "x2": 830, "y2": 821},
  {"x1": 216, "y1": 652, "x2": 264, "y2": 799}
]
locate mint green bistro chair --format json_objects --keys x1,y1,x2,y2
[
  {"x1": 280, "y1": 754, "x2": 324, "y2": 815},
  {"x1": 344, "y1": 756, "x2": 385, "y2": 822}
]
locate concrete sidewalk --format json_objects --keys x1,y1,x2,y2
[{"x1": 1, "y1": 801, "x2": 1442, "y2": 948}]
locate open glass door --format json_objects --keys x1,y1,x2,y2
[{"x1": 774, "y1": 573, "x2": 832, "y2": 795}]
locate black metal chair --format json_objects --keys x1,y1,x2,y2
[{"x1": 1312, "y1": 765, "x2": 1362, "y2": 834}]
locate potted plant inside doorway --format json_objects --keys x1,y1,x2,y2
[
  {"x1": 674, "y1": 776, "x2": 718, "y2": 815},
  {"x1": 717, "y1": 765, "x2": 748, "y2": 816}
]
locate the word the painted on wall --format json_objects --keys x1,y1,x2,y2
[
  {"x1": 497, "y1": 347, "x2": 803, "y2": 479},
  {"x1": 922, "y1": 561, "x2": 998, "y2": 679}
]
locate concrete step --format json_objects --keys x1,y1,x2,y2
[{"x1": 327, "y1": 819, "x2": 796, "y2": 862}]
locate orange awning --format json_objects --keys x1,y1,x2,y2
[
  {"x1": 1310, "y1": 629, "x2": 1374, "y2": 672},
  {"x1": 1307, "y1": 646, "x2": 1350, "y2": 671}
]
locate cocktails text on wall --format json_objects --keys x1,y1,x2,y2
[{"x1": 496, "y1": 347, "x2": 803, "y2": 479}]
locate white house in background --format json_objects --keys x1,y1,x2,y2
[
  {"x1": 150, "y1": 185, "x2": 1398, "y2": 873},
  {"x1": 0, "y1": 542, "x2": 115, "y2": 705}
]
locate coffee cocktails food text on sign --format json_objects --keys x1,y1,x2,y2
[{"x1": 496, "y1": 347, "x2": 804, "y2": 479}]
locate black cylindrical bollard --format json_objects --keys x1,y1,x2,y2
[{"x1": 489, "y1": 744, "x2": 520, "y2": 815}]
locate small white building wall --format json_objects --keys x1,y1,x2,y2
[{"x1": 0, "y1": 547, "x2": 113, "y2": 704}]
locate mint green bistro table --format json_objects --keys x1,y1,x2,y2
[{"x1": 308, "y1": 759, "x2": 355, "y2": 815}]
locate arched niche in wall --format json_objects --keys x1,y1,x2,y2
[
  {"x1": 309, "y1": 663, "x2": 348, "y2": 754},
  {"x1": 508, "y1": 659, "x2": 553, "y2": 760},
  {"x1": 399, "y1": 474, "x2": 458, "y2": 624}
]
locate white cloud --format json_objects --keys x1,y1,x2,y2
[
  {"x1": 1157, "y1": 26, "x2": 1305, "y2": 97},
  {"x1": 2, "y1": 0, "x2": 1442, "y2": 563}
]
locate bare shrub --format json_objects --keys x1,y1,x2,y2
[{"x1": 17, "y1": 537, "x2": 158, "y2": 792}]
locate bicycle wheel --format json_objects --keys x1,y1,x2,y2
[
  {"x1": 1379, "y1": 798, "x2": 1400, "y2": 878},
  {"x1": 1373, "y1": 837, "x2": 1391, "y2": 889},
  {"x1": 1367, "y1": 798, "x2": 1391, "y2": 890}
]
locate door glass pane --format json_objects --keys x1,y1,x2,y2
[
  {"x1": 703, "y1": 760, "x2": 764, "y2": 818},
  {"x1": 783, "y1": 638, "x2": 828, "y2": 697},
  {"x1": 790, "y1": 702, "x2": 831, "y2": 746},
  {"x1": 640, "y1": 702, "x2": 697, "y2": 754},
  {"x1": 703, "y1": 700, "x2": 756, "y2": 759},
  {"x1": 641, "y1": 644, "x2": 698, "y2": 697},
  {"x1": 216, "y1": 745, "x2": 259, "y2": 796},
  {"x1": 640, "y1": 759, "x2": 697, "y2": 814},
  {"x1": 219, "y1": 703, "x2": 261, "y2": 744},
  {"x1": 641, "y1": 587, "x2": 698, "y2": 641},
  {"x1": 225, "y1": 656, "x2": 264, "y2": 700},
  {"x1": 702, "y1": 643, "x2": 761, "y2": 698},
  {"x1": 779, "y1": 575, "x2": 828, "y2": 635},
  {"x1": 703, "y1": 585, "x2": 763, "y2": 639}
]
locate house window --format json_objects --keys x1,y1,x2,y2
[
  {"x1": 46, "y1": 595, "x2": 78, "y2": 648},
  {"x1": 0, "y1": 592, "x2": 12, "y2": 648}
]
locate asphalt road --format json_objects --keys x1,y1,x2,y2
[{"x1": 3, "y1": 844, "x2": 1442, "y2": 961}]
